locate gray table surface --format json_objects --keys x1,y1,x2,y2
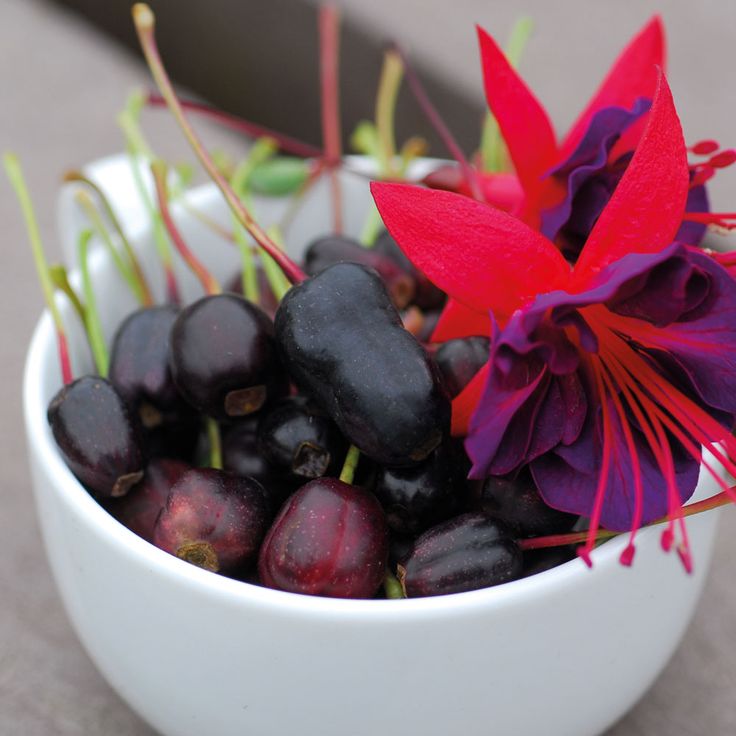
[{"x1": 1, "y1": 0, "x2": 735, "y2": 733}]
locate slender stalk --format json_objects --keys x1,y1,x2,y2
[
  {"x1": 49, "y1": 265, "x2": 86, "y2": 324},
  {"x1": 375, "y1": 49, "x2": 403, "y2": 176},
  {"x1": 132, "y1": 4, "x2": 305, "y2": 284},
  {"x1": 151, "y1": 160, "x2": 221, "y2": 295},
  {"x1": 264, "y1": 226, "x2": 294, "y2": 301},
  {"x1": 206, "y1": 418, "x2": 223, "y2": 470},
  {"x1": 480, "y1": 17, "x2": 534, "y2": 173},
  {"x1": 64, "y1": 170, "x2": 154, "y2": 305},
  {"x1": 393, "y1": 44, "x2": 483, "y2": 201},
  {"x1": 4, "y1": 153, "x2": 73, "y2": 384},
  {"x1": 146, "y1": 93, "x2": 324, "y2": 159},
  {"x1": 230, "y1": 139, "x2": 279, "y2": 303},
  {"x1": 519, "y1": 489, "x2": 733, "y2": 552},
  {"x1": 75, "y1": 190, "x2": 144, "y2": 303},
  {"x1": 78, "y1": 229, "x2": 109, "y2": 377},
  {"x1": 319, "y1": 5, "x2": 343, "y2": 233},
  {"x1": 118, "y1": 100, "x2": 180, "y2": 304},
  {"x1": 338, "y1": 445, "x2": 361, "y2": 485}
]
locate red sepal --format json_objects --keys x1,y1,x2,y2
[
  {"x1": 451, "y1": 362, "x2": 489, "y2": 436},
  {"x1": 573, "y1": 72, "x2": 688, "y2": 285},
  {"x1": 371, "y1": 182, "x2": 570, "y2": 317}
]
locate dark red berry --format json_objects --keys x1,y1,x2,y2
[
  {"x1": 107, "y1": 458, "x2": 189, "y2": 542},
  {"x1": 435, "y1": 337, "x2": 490, "y2": 398},
  {"x1": 373, "y1": 230, "x2": 446, "y2": 310},
  {"x1": 275, "y1": 263, "x2": 450, "y2": 466},
  {"x1": 399, "y1": 512, "x2": 522, "y2": 597},
  {"x1": 374, "y1": 445, "x2": 461, "y2": 535},
  {"x1": 154, "y1": 468, "x2": 270, "y2": 573},
  {"x1": 304, "y1": 234, "x2": 416, "y2": 309},
  {"x1": 47, "y1": 375, "x2": 145, "y2": 498},
  {"x1": 258, "y1": 478, "x2": 389, "y2": 598},
  {"x1": 258, "y1": 396, "x2": 346, "y2": 481},
  {"x1": 477, "y1": 470, "x2": 578, "y2": 538},
  {"x1": 169, "y1": 294, "x2": 286, "y2": 421}
]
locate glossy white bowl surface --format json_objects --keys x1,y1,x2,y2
[{"x1": 24, "y1": 154, "x2": 722, "y2": 736}]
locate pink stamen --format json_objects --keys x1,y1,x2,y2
[
  {"x1": 682, "y1": 212, "x2": 736, "y2": 230},
  {"x1": 58, "y1": 331, "x2": 73, "y2": 385},
  {"x1": 689, "y1": 140, "x2": 720, "y2": 156}
]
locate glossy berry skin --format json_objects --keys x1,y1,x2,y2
[
  {"x1": 258, "y1": 478, "x2": 389, "y2": 598},
  {"x1": 304, "y1": 234, "x2": 416, "y2": 309},
  {"x1": 169, "y1": 294, "x2": 285, "y2": 421},
  {"x1": 373, "y1": 230, "x2": 446, "y2": 310},
  {"x1": 107, "y1": 458, "x2": 189, "y2": 543},
  {"x1": 47, "y1": 375, "x2": 145, "y2": 498},
  {"x1": 374, "y1": 445, "x2": 461, "y2": 535},
  {"x1": 275, "y1": 263, "x2": 450, "y2": 466},
  {"x1": 258, "y1": 396, "x2": 346, "y2": 481},
  {"x1": 109, "y1": 305, "x2": 183, "y2": 416},
  {"x1": 435, "y1": 337, "x2": 490, "y2": 398},
  {"x1": 222, "y1": 420, "x2": 293, "y2": 509},
  {"x1": 154, "y1": 468, "x2": 270, "y2": 573},
  {"x1": 399, "y1": 513, "x2": 522, "y2": 597},
  {"x1": 477, "y1": 471, "x2": 578, "y2": 538}
]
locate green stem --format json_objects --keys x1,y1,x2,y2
[
  {"x1": 383, "y1": 571, "x2": 405, "y2": 599},
  {"x1": 360, "y1": 207, "x2": 384, "y2": 246},
  {"x1": 49, "y1": 265, "x2": 86, "y2": 324},
  {"x1": 64, "y1": 170, "x2": 154, "y2": 306},
  {"x1": 75, "y1": 190, "x2": 144, "y2": 303},
  {"x1": 207, "y1": 418, "x2": 223, "y2": 470},
  {"x1": 338, "y1": 445, "x2": 361, "y2": 485},
  {"x1": 263, "y1": 226, "x2": 293, "y2": 301},
  {"x1": 375, "y1": 49, "x2": 403, "y2": 176},
  {"x1": 4, "y1": 153, "x2": 74, "y2": 384},
  {"x1": 480, "y1": 16, "x2": 534, "y2": 173},
  {"x1": 78, "y1": 229, "x2": 109, "y2": 377}
]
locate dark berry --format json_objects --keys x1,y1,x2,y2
[
  {"x1": 154, "y1": 468, "x2": 270, "y2": 573},
  {"x1": 169, "y1": 294, "x2": 286, "y2": 421},
  {"x1": 435, "y1": 337, "x2": 490, "y2": 398},
  {"x1": 258, "y1": 478, "x2": 389, "y2": 598},
  {"x1": 477, "y1": 470, "x2": 578, "y2": 538},
  {"x1": 522, "y1": 546, "x2": 576, "y2": 578},
  {"x1": 225, "y1": 267, "x2": 280, "y2": 318},
  {"x1": 47, "y1": 376, "x2": 145, "y2": 498},
  {"x1": 399, "y1": 512, "x2": 522, "y2": 597},
  {"x1": 374, "y1": 445, "x2": 461, "y2": 535},
  {"x1": 258, "y1": 396, "x2": 347, "y2": 481},
  {"x1": 275, "y1": 263, "x2": 450, "y2": 466},
  {"x1": 373, "y1": 230, "x2": 446, "y2": 310},
  {"x1": 304, "y1": 234, "x2": 416, "y2": 308},
  {"x1": 107, "y1": 458, "x2": 189, "y2": 542}
]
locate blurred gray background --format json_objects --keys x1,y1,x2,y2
[{"x1": 1, "y1": 0, "x2": 735, "y2": 733}]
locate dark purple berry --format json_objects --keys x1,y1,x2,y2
[
  {"x1": 258, "y1": 478, "x2": 389, "y2": 598},
  {"x1": 399, "y1": 512, "x2": 522, "y2": 597},
  {"x1": 258, "y1": 396, "x2": 346, "y2": 481},
  {"x1": 154, "y1": 468, "x2": 270, "y2": 573},
  {"x1": 225, "y1": 267, "x2": 280, "y2": 318},
  {"x1": 374, "y1": 445, "x2": 461, "y2": 535},
  {"x1": 435, "y1": 337, "x2": 490, "y2": 398},
  {"x1": 389, "y1": 534, "x2": 415, "y2": 568},
  {"x1": 304, "y1": 234, "x2": 416, "y2": 309},
  {"x1": 275, "y1": 263, "x2": 450, "y2": 466},
  {"x1": 47, "y1": 376, "x2": 145, "y2": 498},
  {"x1": 522, "y1": 546, "x2": 576, "y2": 578},
  {"x1": 477, "y1": 471, "x2": 578, "y2": 538},
  {"x1": 107, "y1": 458, "x2": 189, "y2": 542},
  {"x1": 169, "y1": 294, "x2": 286, "y2": 421},
  {"x1": 373, "y1": 230, "x2": 446, "y2": 310}
]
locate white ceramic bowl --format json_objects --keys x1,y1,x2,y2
[{"x1": 24, "y1": 154, "x2": 723, "y2": 736}]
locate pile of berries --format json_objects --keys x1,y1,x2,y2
[{"x1": 47, "y1": 230, "x2": 579, "y2": 600}]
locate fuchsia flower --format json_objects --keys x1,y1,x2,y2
[{"x1": 372, "y1": 74, "x2": 736, "y2": 568}]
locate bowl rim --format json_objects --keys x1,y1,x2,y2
[{"x1": 22, "y1": 161, "x2": 714, "y2": 621}]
